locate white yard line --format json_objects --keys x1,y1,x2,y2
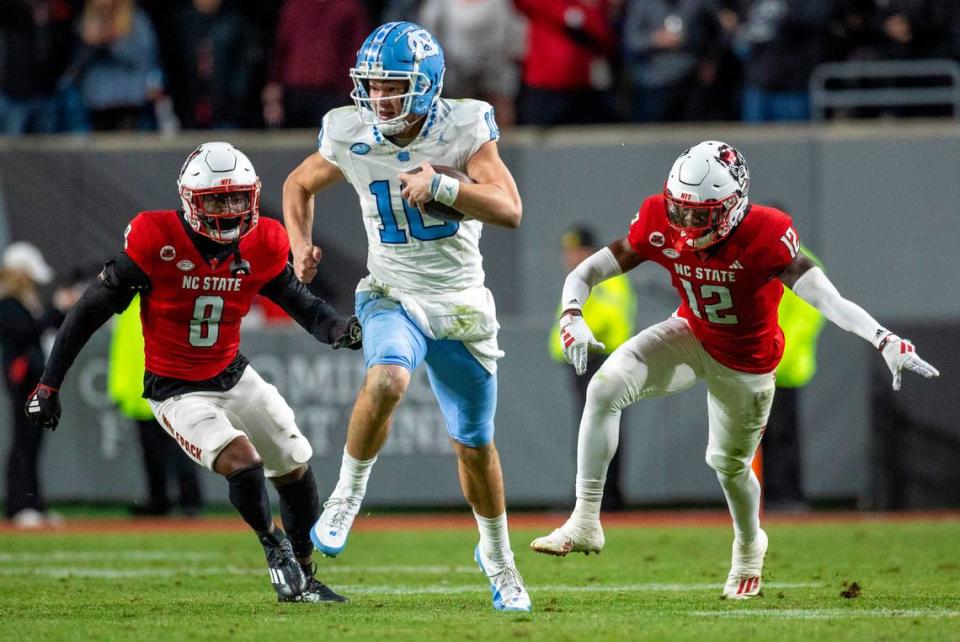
[
  {"x1": 0, "y1": 551, "x2": 216, "y2": 562},
  {"x1": 690, "y1": 609, "x2": 960, "y2": 620}
]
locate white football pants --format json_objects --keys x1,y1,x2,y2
[{"x1": 578, "y1": 316, "x2": 775, "y2": 543}]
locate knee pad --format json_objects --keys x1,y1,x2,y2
[
  {"x1": 585, "y1": 368, "x2": 632, "y2": 413},
  {"x1": 706, "y1": 452, "x2": 751, "y2": 481}
]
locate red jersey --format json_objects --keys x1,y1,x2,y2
[
  {"x1": 123, "y1": 211, "x2": 290, "y2": 380},
  {"x1": 627, "y1": 196, "x2": 799, "y2": 373}
]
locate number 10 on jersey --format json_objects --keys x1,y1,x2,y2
[{"x1": 369, "y1": 181, "x2": 459, "y2": 243}]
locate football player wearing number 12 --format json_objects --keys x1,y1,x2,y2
[
  {"x1": 25, "y1": 142, "x2": 361, "y2": 604},
  {"x1": 531, "y1": 141, "x2": 939, "y2": 599},
  {"x1": 282, "y1": 22, "x2": 530, "y2": 611}
]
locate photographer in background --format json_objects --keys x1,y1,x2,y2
[{"x1": 0, "y1": 243, "x2": 80, "y2": 528}]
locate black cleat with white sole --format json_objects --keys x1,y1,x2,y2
[
  {"x1": 283, "y1": 563, "x2": 349, "y2": 603},
  {"x1": 260, "y1": 528, "x2": 307, "y2": 601}
]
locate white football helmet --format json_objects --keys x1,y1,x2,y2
[
  {"x1": 177, "y1": 142, "x2": 261, "y2": 243},
  {"x1": 663, "y1": 140, "x2": 749, "y2": 250}
]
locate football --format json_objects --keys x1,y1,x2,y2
[{"x1": 403, "y1": 165, "x2": 474, "y2": 222}]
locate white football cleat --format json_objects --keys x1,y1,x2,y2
[
  {"x1": 529, "y1": 518, "x2": 605, "y2": 556},
  {"x1": 310, "y1": 495, "x2": 362, "y2": 557},
  {"x1": 722, "y1": 528, "x2": 768, "y2": 600},
  {"x1": 474, "y1": 545, "x2": 532, "y2": 612}
]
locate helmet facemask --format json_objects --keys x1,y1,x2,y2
[
  {"x1": 181, "y1": 182, "x2": 260, "y2": 243},
  {"x1": 350, "y1": 66, "x2": 441, "y2": 136}
]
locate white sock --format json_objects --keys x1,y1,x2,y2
[
  {"x1": 474, "y1": 511, "x2": 512, "y2": 569},
  {"x1": 718, "y1": 468, "x2": 761, "y2": 545},
  {"x1": 332, "y1": 449, "x2": 378, "y2": 499},
  {"x1": 571, "y1": 477, "x2": 604, "y2": 524}
]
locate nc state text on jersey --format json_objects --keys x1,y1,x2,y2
[
  {"x1": 181, "y1": 275, "x2": 243, "y2": 292},
  {"x1": 673, "y1": 264, "x2": 736, "y2": 283}
]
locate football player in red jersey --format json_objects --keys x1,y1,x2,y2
[
  {"x1": 531, "y1": 140, "x2": 939, "y2": 599},
  {"x1": 24, "y1": 142, "x2": 361, "y2": 603}
]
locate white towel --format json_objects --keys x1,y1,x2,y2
[{"x1": 357, "y1": 275, "x2": 504, "y2": 374}]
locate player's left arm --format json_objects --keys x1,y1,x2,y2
[
  {"x1": 779, "y1": 253, "x2": 939, "y2": 390},
  {"x1": 259, "y1": 264, "x2": 361, "y2": 350},
  {"x1": 399, "y1": 141, "x2": 522, "y2": 228}
]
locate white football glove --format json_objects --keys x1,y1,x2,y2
[
  {"x1": 559, "y1": 312, "x2": 605, "y2": 376},
  {"x1": 878, "y1": 333, "x2": 939, "y2": 391}
]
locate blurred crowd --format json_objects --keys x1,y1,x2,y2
[{"x1": 1, "y1": 0, "x2": 959, "y2": 136}]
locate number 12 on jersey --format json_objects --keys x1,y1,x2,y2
[
  {"x1": 369, "y1": 181, "x2": 459, "y2": 244},
  {"x1": 679, "y1": 279, "x2": 739, "y2": 324}
]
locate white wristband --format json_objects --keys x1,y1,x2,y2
[{"x1": 430, "y1": 173, "x2": 460, "y2": 206}]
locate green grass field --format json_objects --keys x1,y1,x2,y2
[{"x1": 2, "y1": 516, "x2": 959, "y2": 641}]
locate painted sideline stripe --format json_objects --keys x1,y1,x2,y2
[{"x1": 691, "y1": 609, "x2": 960, "y2": 620}]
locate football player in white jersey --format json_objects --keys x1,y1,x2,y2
[{"x1": 282, "y1": 22, "x2": 530, "y2": 612}]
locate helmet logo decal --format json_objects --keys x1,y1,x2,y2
[
  {"x1": 160, "y1": 246, "x2": 176, "y2": 261},
  {"x1": 715, "y1": 144, "x2": 747, "y2": 189},
  {"x1": 406, "y1": 28, "x2": 440, "y2": 59}
]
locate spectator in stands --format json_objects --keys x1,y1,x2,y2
[
  {"x1": 549, "y1": 226, "x2": 636, "y2": 510},
  {"x1": 875, "y1": 0, "x2": 954, "y2": 60},
  {"x1": 262, "y1": 0, "x2": 370, "y2": 129},
  {"x1": 168, "y1": 0, "x2": 262, "y2": 129},
  {"x1": 735, "y1": 0, "x2": 833, "y2": 122},
  {"x1": 417, "y1": 0, "x2": 523, "y2": 127},
  {"x1": 826, "y1": 0, "x2": 883, "y2": 63},
  {"x1": 621, "y1": 0, "x2": 734, "y2": 122},
  {"x1": 514, "y1": 0, "x2": 618, "y2": 126},
  {"x1": 65, "y1": 0, "x2": 164, "y2": 131},
  {"x1": 108, "y1": 295, "x2": 203, "y2": 517},
  {"x1": 0, "y1": 243, "x2": 79, "y2": 528},
  {"x1": 0, "y1": 0, "x2": 82, "y2": 135}
]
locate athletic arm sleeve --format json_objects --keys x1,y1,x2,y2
[
  {"x1": 39, "y1": 255, "x2": 149, "y2": 388},
  {"x1": 259, "y1": 264, "x2": 345, "y2": 344},
  {"x1": 791, "y1": 266, "x2": 886, "y2": 347},
  {"x1": 560, "y1": 247, "x2": 623, "y2": 314}
]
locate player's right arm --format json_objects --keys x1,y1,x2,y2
[
  {"x1": 282, "y1": 151, "x2": 344, "y2": 283},
  {"x1": 25, "y1": 254, "x2": 149, "y2": 430},
  {"x1": 557, "y1": 235, "x2": 643, "y2": 375}
]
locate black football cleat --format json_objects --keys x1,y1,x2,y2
[
  {"x1": 282, "y1": 563, "x2": 349, "y2": 603},
  {"x1": 260, "y1": 529, "x2": 307, "y2": 601}
]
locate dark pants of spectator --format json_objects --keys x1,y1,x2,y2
[
  {"x1": 572, "y1": 353, "x2": 625, "y2": 511},
  {"x1": 88, "y1": 105, "x2": 156, "y2": 132},
  {"x1": 741, "y1": 87, "x2": 810, "y2": 122},
  {"x1": 4, "y1": 385, "x2": 46, "y2": 518},
  {"x1": 762, "y1": 386, "x2": 806, "y2": 509},
  {"x1": 134, "y1": 419, "x2": 203, "y2": 516},
  {"x1": 519, "y1": 86, "x2": 614, "y2": 126},
  {"x1": 283, "y1": 87, "x2": 348, "y2": 129}
]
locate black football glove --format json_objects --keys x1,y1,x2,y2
[
  {"x1": 332, "y1": 315, "x2": 362, "y2": 351},
  {"x1": 25, "y1": 383, "x2": 61, "y2": 430}
]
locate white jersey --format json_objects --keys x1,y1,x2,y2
[{"x1": 319, "y1": 98, "x2": 499, "y2": 293}]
